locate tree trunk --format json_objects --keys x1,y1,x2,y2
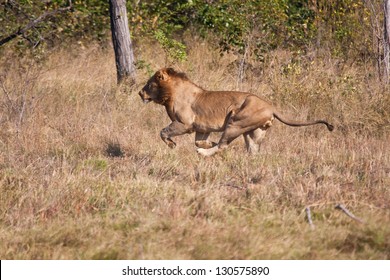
[
  {"x1": 109, "y1": 0, "x2": 136, "y2": 84},
  {"x1": 384, "y1": 0, "x2": 390, "y2": 82}
]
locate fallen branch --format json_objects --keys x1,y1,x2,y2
[
  {"x1": 335, "y1": 204, "x2": 365, "y2": 224},
  {"x1": 305, "y1": 206, "x2": 315, "y2": 229},
  {"x1": 0, "y1": 1, "x2": 73, "y2": 47}
]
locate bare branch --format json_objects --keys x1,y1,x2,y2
[
  {"x1": 0, "y1": 1, "x2": 73, "y2": 47},
  {"x1": 335, "y1": 204, "x2": 365, "y2": 224}
]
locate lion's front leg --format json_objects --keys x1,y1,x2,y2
[
  {"x1": 160, "y1": 121, "x2": 193, "y2": 148},
  {"x1": 195, "y1": 132, "x2": 217, "y2": 149}
]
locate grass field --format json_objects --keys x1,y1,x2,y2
[{"x1": 1, "y1": 40, "x2": 390, "y2": 259}]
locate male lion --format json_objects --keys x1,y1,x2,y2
[{"x1": 139, "y1": 68, "x2": 333, "y2": 156}]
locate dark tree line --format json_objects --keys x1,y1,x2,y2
[{"x1": 1, "y1": 0, "x2": 390, "y2": 83}]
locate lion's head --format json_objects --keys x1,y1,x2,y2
[{"x1": 139, "y1": 68, "x2": 188, "y2": 105}]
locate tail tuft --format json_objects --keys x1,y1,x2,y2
[{"x1": 326, "y1": 123, "x2": 334, "y2": 132}]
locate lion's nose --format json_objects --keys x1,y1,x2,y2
[{"x1": 138, "y1": 90, "x2": 151, "y2": 103}]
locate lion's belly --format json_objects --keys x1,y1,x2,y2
[{"x1": 193, "y1": 116, "x2": 226, "y2": 133}]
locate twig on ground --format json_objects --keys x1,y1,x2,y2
[
  {"x1": 335, "y1": 204, "x2": 365, "y2": 224},
  {"x1": 305, "y1": 206, "x2": 315, "y2": 229}
]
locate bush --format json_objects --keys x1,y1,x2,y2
[{"x1": 0, "y1": 0, "x2": 377, "y2": 64}]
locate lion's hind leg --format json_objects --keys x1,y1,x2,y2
[
  {"x1": 244, "y1": 131, "x2": 259, "y2": 154},
  {"x1": 244, "y1": 128, "x2": 267, "y2": 154},
  {"x1": 197, "y1": 123, "x2": 252, "y2": 157}
]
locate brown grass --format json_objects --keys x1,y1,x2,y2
[{"x1": 0, "y1": 40, "x2": 390, "y2": 259}]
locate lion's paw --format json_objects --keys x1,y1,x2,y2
[
  {"x1": 197, "y1": 147, "x2": 218, "y2": 157},
  {"x1": 167, "y1": 142, "x2": 176, "y2": 149}
]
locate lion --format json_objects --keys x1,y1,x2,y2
[{"x1": 139, "y1": 68, "x2": 334, "y2": 156}]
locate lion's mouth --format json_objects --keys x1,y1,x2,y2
[{"x1": 139, "y1": 91, "x2": 152, "y2": 104}]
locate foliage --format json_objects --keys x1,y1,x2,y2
[
  {"x1": 131, "y1": 0, "x2": 374, "y2": 60},
  {"x1": 153, "y1": 30, "x2": 187, "y2": 62},
  {"x1": 313, "y1": 0, "x2": 373, "y2": 58},
  {"x1": 0, "y1": 0, "x2": 381, "y2": 63},
  {"x1": 130, "y1": 0, "x2": 317, "y2": 55},
  {"x1": 0, "y1": 0, "x2": 110, "y2": 54},
  {"x1": 129, "y1": 0, "x2": 194, "y2": 61}
]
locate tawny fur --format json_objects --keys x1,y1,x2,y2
[{"x1": 139, "y1": 68, "x2": 333, "y2": 156}]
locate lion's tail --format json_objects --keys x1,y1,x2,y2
[{"x1": 273, "y1": 112, "x2": 334, "y2": 132}]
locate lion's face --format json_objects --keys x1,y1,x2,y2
[
  {"x1": 139, "y1": 69, "x2": 173, "y2": 104},
  {"x1": 139, "y1": 75, "x2": 160, "y2": 104}
]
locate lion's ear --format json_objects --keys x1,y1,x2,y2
[{"x1": 156, "y1": 69, "x2": 170, "y2": 81}]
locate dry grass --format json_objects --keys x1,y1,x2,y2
[{"x1": 0, "y1": 40, "x2": 390, "y2": 259}]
